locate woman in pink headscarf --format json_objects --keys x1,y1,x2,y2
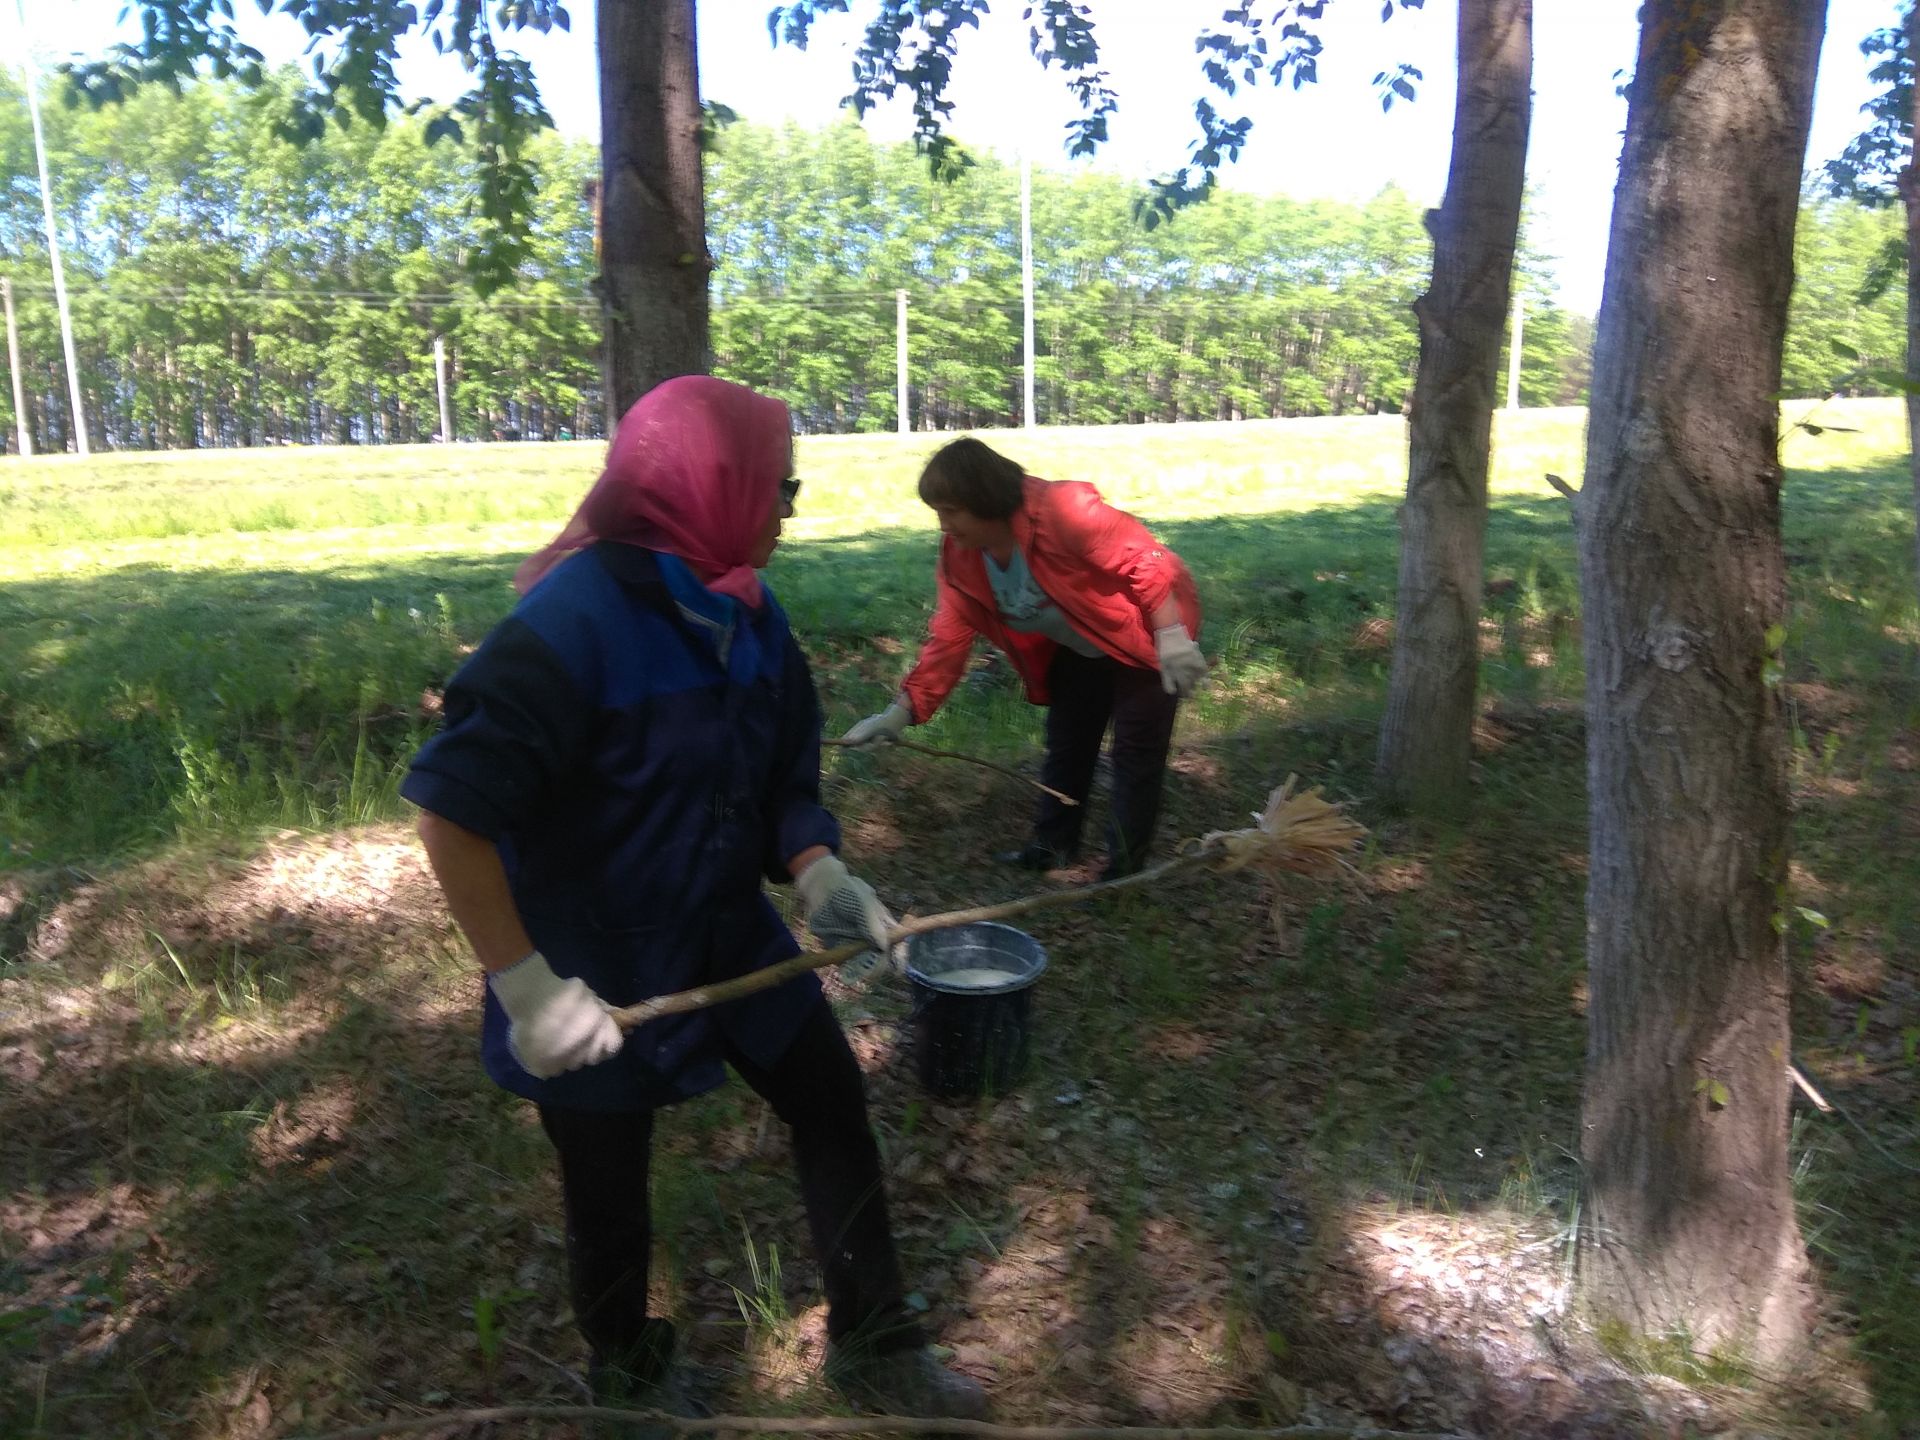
[{"x1": 405, "y1": 377, "x2": 986, "y2": 1421}]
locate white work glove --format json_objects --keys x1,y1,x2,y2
[
  {"x1": 839, "y1": 700, "x2": 913, "y2": 748},
  {"x1": 794, "y1": 855, "x2": 898, "y2": 986},
  {"x1": 1154, "y1": 624, "x2": 1209, "y2": 698},
  {"x1": 488, "y1": 952, "x2": 625, "y2": 1080}
]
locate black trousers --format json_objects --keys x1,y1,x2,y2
[
  {"x1": 1031, "y1": 647, "x2": 1179, "y2": 872},
  {"x1": 538, "y1": 1002, "x2": 921, "y2": 1377}
]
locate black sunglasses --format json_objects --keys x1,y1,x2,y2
[{"x1": 779, "y1": 477, "x2": 802, "y2": 505}]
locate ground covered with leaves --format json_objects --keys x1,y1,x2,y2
[{"x1": 3, "y1": 408, "x2": 1917, "y2": 1437}]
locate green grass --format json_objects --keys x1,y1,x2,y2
[
  {"x1": 0, "y1": 405, "x2": 1606, "y2": 864},
  {"x1": 1, "y1": 399, "x2": 1916, "y2": 1437},
  {"x1": 0, "y1": 400, "x2": 1897, "y2": 865}
]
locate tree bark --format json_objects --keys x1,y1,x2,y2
[
  {"x1": 1577, "y1": 0, "x2": 1824, "y2": 1363},
  {"x1": 1374, "y1": 0, "x2": 1532, "y2": 815},
  {"x1": 598, "y1": 0, "x2": 710, "y2": 424}
]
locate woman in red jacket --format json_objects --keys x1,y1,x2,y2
[{"x1": 841, "y1": 437, "x2": 1205, "y2": 879}]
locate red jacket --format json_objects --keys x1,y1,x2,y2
[{"x1": 900, "y1": 475, "x2": 1203, "y2": 723}]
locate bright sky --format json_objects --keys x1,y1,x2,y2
[{"x1": 8, "y1": 0, "x2": 1903, "y2": 315}]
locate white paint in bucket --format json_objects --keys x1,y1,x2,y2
[{"x1": 930, "y1": 967, "x2": 1018, "y2": 989}]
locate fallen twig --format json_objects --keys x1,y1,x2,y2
[
  {"x1": 1790, "y1": 1054, "x2": 1920, "y2": 1175},
  {"x1": 292, "y1": 1404, "x2": 1478, "y2": 1440},
  {"x1": 609, "y1": 777, "x2": 1365, "y2": 1031},
  {"x1": 1787, "y1": 1062, "x2": 1831, "y2": 1113},
  {"x1": 825, "y1": 736, "x2": 1079, "y2": 806}
]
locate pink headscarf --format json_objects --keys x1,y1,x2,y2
[{"x1": 514, "y1": 376, "x2": 793, "y2": 606}]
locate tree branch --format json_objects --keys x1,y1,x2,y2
[
  {"x1": 609, "y1": 850, "x2": 1214, "y2": 1029},
  {"x1": 823, "y1": 736, "x2": 1078, "y2": 805},
  {"x1": 292, "y1": 1404, "x2": 1479, "y2": 1440}
]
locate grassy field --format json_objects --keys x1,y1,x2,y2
[{"x1": 2, "y1": 401, "x2": 1917, "y2": 1437}]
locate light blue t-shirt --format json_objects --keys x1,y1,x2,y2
[{"x1": 985, "y1": 546, "x2": 1105, "y2": 657}]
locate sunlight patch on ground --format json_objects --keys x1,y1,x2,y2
[
  {"x1": 1141, "y1": 1023, "x2": 1221, "y2": 1063},
  {"x1": 1344, "y1": 1207, "x2": 1624, "y2": 1432},
  {"x1": 738, "y1": 1301, "x2": 831, "y2": 1405},
  {"x1": 249, "y1": 1077, "x2": 360, "y2": 1175},
  {"x1": 1801, "y1": 774, "x2": 1864, "y2": 801},
  {"x1": 1811, "y1": 928, "x2": 1890, "y2": 1001},
  {"x1": 8, "y1": 826, "x2": 445, "y2": 982},
  {"x1": 1111, "y1": 1218, "x2": 1248, "y2": 1420},
  {"x1": 837, "y1": 1016, "x2": 903, "y2": 1074},
  {"x1": 1368, "y1": 859, "x2": 1429, "y2": 895},
  {"x1": 1788, "y1": 858, "x2": 1833, "y2": 904},
  {"x1": 843, "y1": 809, "x2": 908, "y2": 857},
  {"x1": 936, "y1": 1185, "x2": 1261, "y2": 1424},
  {"x1": 0, "y1": 1179, "x2": 177, "y2": 1366},
  {"x1": 1166, "y1": 750, "x2": 1226, "y2": 788},
  {"x1": 230, "y1": 832, "x2": 435, "y2": 934},
  {"x1": 954, "y1": 1185, "x2": 1099, "y2": 1370}
]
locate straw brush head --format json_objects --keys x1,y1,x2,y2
[{"x1": 1201, "y1": 775, "x2": 1367, "y2": 877}]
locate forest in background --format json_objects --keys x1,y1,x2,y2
[{"x1": 0, "y1": 67, "x2": 1903, "y2": 450}]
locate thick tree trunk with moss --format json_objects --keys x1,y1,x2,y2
[
  {"x1": 1577, "y1": 0, "x2": 1824, "y2": 1362},
  {"x1": 1375, "y1": 0, "x2": 1532, "y2": 814},
  {"x1": 598, "y1": 0, "x2": 709, "y2": 423}
]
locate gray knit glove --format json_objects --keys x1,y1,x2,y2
[{"x1": 794, "y1": 855, "x2": 896, "y2": 985}]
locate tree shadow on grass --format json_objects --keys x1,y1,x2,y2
[
  {"x1": 3, "y1": 457, "x2": 1915, "y2": 1435},
  {"x1": 0, "y1": 712, "x2": 1902, "y2": 1439},
  {"x1": 833, "y1": 698, "x2": 1896, "y2": 1436},
  {"x1": 0, "y1": 553, "x2": 522, "y2": 867},
  {"x1": 4, "y1": 458, "x2": 1904, "y2": 870},
  {"x1": 0, "y1": 959, "x2": 579, "y2": 1437}
]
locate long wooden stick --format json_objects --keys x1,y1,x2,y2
[
  {"x1": 292, "y1": 1404, "x2": 1477, "y2": 1440},
  {"x1": 609, "y1": 850, "x2": 1211, "y2": 1030},
  {"x1": 825, "y1": 735, "x2": 1079, "y2": 806}
]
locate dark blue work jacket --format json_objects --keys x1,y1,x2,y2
[{"x1": 401, "y1": 542, "x2": 840, "y2": 1112}]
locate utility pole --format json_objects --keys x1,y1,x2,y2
[
  {"x1": 895, "y1": 288, "x2": 910, "y2": 436},
  {"x1": 1021, "y1": 151, "x2": 1036, "y2": 428},
  {"x1": 15, "y1": 0, "x2": 87, "y2": 454},
  {"x1": 433, "y1": 336, "x2": 453, "y2": 442},
  {"x1": 3, "y1": 276, "x2": 29, "y2": 456},
  {"x1": 1505, "y1": 292, "x2": 1524, "y2": 411}
]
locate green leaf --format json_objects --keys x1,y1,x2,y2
[
  {"x1": 1830, "y1": 339, "x2": 1860, "y2": 360},
  {"x1": 1764, "y1": 623, "x2": 1786, "y2": 652},
  {"x1": 1709, "y1": 1079, "x2": 1730, "y2": 1108}
]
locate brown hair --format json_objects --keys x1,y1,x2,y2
[{"x1": 916, "y1": 437, "x2": 1027, "y2": 521}]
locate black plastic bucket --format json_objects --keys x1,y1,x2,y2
[{"x1": 904, "y1": 922, "x2": 1048, "y2": 1099}]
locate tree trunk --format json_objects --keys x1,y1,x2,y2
[
  {"x1": 598, "y1": 0, "x2": 709, "y2": 424},
  {"x1": 1577, "y1": 0, "x2": 1824, "y2": 1363},
  {"x1": 1375, "y1": 0, "x2": 1532, "y2": 815}
]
